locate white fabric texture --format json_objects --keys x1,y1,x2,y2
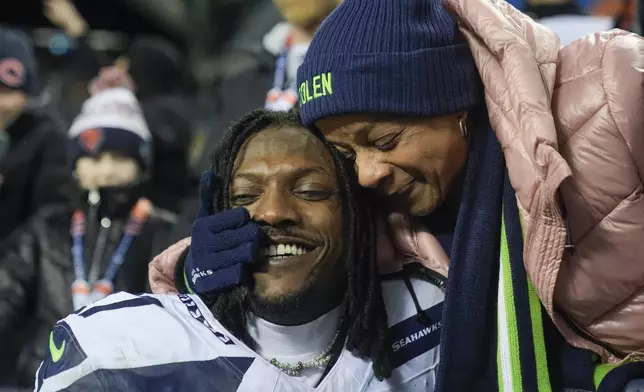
[{"x1": 68, "y1": 87, "x2": 150, "y2": 141}]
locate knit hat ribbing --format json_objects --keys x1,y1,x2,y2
[
  {"x1": 296, "y1": 0, "x2": 483, "y2": 126},
  {"x1": 68, "y1": 88, "x2": 152, "y2": 171}
]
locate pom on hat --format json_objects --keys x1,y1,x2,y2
[
  {"x1": 68, "y1": 87, "x2": 152, "y2": 171},
  {"x1": 296, "y1": 0, "x2": 483, "y2": 126}
]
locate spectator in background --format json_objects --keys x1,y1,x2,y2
[
  {"x1": 43, "y1": 0, "x2": 106, "y2": 111},
  {"x1": 160, "y1": 0, "x2": 344, "y2": 243},
  {"x1": 263, "y1": 0, "x2": 342, "y2": 111},
  {"x1": 0, "y1": 26, "x2": 74, "y2": 244},
  {"x1": 126, "y1": 36, "x2": 195, "y2": 102},
  {"x1": 125, "y1": 37, "x2": 196, "y2": 215},
  {"x1": 0, "y1": 86, "x2": 176, "y2": 388},
  {"x1": 45, "y1": 0, "x2": 195, "y2": 217},
  {"x1": 88, "y1": 56, "x2": 195, "y2": 248},
  {"x1": 43, "y1": 0, "x2": 88, "y2": 44},
  {"x1": 218, "y1": 0, "x2": 342, "y2": 121}
]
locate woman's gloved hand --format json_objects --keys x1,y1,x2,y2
[{"x1": 185, "y1": 207, "x2": 263, "y2": 297}]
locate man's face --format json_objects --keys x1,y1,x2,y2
[
  {"x1": 0, "y1": 86, "x2": 27, "y2": 130},
  {"x1": 273, "y1": 0, "x2": 341, "y2": 30},
  {"x1": 230, "y1": 126, "x2": 343, "y2": 301}
]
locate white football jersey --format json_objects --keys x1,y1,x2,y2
[{"x1": 36, "y1": 268, "x2": 444, "y2": 392}]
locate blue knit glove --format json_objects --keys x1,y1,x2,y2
[
  {"x1": 186, "y1": 207, "x2": 262, "y2": 296},
  {"x1": 184, "y1": 171, "x2": 263, "y2": 297}
]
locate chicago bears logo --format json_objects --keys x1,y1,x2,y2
[
  {"x1": 0, "y1": 58, "x2": 25, "y2": 88},
  {"x1": 79, "y1": 129, "x2": 104, "y2": 154}
]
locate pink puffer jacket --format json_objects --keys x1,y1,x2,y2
[
  {"x1": 148, "y1": 0, "x2": 644, "y2": 365},
  {"x1": 444, "y1": 0, "x2": 644, "y2": 363}
]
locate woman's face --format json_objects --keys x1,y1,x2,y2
[{"x1": 316, "y1": 114, "x2": 468, "y2": 216}]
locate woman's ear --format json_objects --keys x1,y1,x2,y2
[{"x1": 459, "y1": 112, "x2": 469, "y2": 138}]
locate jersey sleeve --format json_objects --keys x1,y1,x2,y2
[
  {"x1": 35, "y1": 318, "x2": 100, "y2": 392},
  {"x1": 35, "y1": 292, "x2": 257, "y2": 392},
  {"x1": 34, "y1": 292, "x2": 167, "y2": 392}
]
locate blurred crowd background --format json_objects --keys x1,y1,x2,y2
[
  {"x1": 2, "y1": 0, "x2": 640, "y2": 177},
  {"x1": 2, "y1": 0, "x2": 288, "y2": 177}
]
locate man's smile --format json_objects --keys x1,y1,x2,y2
[{"x1": 260, "y1": 236, "x2": 319, "y2": 267}]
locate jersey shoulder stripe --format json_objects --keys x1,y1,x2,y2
[
  {"x1": 75, "y1": 293, "x2": 163, "y2": 318},
  {"x1": 36, "y1": 292, "x2": 256, "y2": 392}
]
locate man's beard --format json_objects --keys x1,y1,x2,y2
[
  {"x1": 208, "y1": 255, "x2": 348, "y2": 344},
  {"x1": 247, "y1": 264, "x2": 347, "y2": 326}
]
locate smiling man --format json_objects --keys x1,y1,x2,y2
[{"x1": 35, "y1": 110, "x2": 444, "y2": 392}]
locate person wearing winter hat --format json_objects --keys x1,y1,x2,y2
[
  {"x1": 0, "y1": 86, "x2": 177, "y2": 388},
  {"x1": 294, "y1": 0, "x2": 644, "y2": 390},
  {"x1": 0, "y1": 26, "x2": 75, "y2": 243},
  {"x1": 140, "y1": 0, "x2": 344, "y2": 247},
  {"x1": 67, "y1": 87, "x2": 152, "y2": 193},
  {"x1": 263, "y1": 0, "x2": 342, "y2": 111},
  {"x1": 214, "y1": 0, "x2": 342, "y2": 126}
]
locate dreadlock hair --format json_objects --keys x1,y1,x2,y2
[{"x1": 206, "y1": 108, "x2": 392, "y2": 380}]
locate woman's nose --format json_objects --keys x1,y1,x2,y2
[{"x1": 355, "y1": 150, "x2": 393, "y2": 189}]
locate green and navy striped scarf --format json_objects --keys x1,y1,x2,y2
[{"x1": 434, "y1": 117, "x2": 598, "y2": 392}]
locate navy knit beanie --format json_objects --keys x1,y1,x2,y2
[
  {"x1": 297, "y1": 0, "x2": 483, "y2": 126},
  {"x1": 0, "y1": 27, "x2": 40, "y2": 96}
]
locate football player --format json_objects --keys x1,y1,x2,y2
[{"x1": 35, "y1": 109, "x2": 444, "y2": 391}]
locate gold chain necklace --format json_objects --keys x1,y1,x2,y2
[{"x1": 266, "y1": 324, "x2": 342, "y2": 377}]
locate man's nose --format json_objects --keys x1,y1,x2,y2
[
  {"x1": 355, "y1": 150, "x2": 393, "y2": 189},
  {"x1": 251, "y1": 190, "x2": 300, "y2": 227}
]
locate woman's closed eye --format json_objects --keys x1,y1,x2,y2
[{"x1": 372, "y1": 129, "x2": 403, "y2": 152}]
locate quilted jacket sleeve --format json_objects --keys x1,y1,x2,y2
[{"x1": 554, "y1": 30, "x2": 644, "y2": 357}]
